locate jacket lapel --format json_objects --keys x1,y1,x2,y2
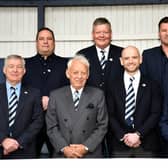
[
  {"x1": 14, "y1": 86, "x2": 29, "y2": 122},
  {"x1": 136, "y1": 75, "x2": 148, "y2": 107},
  {"x1": 116, "y1": 79, "x2": 126, "y2": 119}
]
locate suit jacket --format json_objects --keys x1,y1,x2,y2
[
  {"x1": 0, "y1": 83, "x2": 44, "y2": 159},
  {"x1": 23, "y1": 53, "x2": 69, "y2": 96},
  {"x1": 106, "y1": 74, "x2": 162, "y2": 155},
  {"x1": 46, "y1": 86, "x2": 108, "y2": 158},
  {"x1": 77, "y1": 44, "x2": 123, "y2": 91},
  {"x1": 141, "y1": 46, "x2": 166, "y2": 92},
  {"x1": 141, "y1": 46, "x2": 168, "y2": 142}
]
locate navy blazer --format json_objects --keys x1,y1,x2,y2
[
  {"x1": 23, "y1": 53, "x2": 69, "y2": 96},
  {"x1": 141, "y1": 46, "x2": 168, "y2": 141},
  {"x1": 77, "y1": 44, "x2": 123, "y2": 91},
  {"x1": 106, "y1": 74, "x2": 162, "y2": 154},
  {"x1": 0, "y1": 84, "x2": 44, "y2": 159}
]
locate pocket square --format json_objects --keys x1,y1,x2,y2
[{"x1": 86, "y1": 103, "x2": 94, "y2": 109}]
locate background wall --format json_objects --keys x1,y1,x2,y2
[{"x1": 0, "y1": 4, "x2": 167, "y2": 58}]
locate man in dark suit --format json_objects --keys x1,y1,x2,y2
[
  {"x1": 0, "y1": 55, "x2": 43, "y2": 159},
  {"x1": 106, "y1": 46, "x2": 162, "y2": 157},
  {"x1": 46, "y1": 55, "x2": 108, "y2": 158},
  {"x1": 77, "y1": 17, "x2": 123, "y2": 156},
  {"x1": 77, "y1": 17, "x2": 123, "y2": 91},
  {"x1": 140, "y1": 16, "x2": 168, "y2": 157},
  {"x1": 23, "y1": 27, "x2": 69, "y2": 157}
]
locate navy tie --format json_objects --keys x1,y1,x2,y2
[
  {"x1": 100, "y1": 50, "x2": 106, "y2": 70},
  {"x1": 8, "y1": 87, "x2": 18, "y2": 136},
  {"x1": 73, "y1": 90, "x2": 80, "y2": 111},
  {"x1": 125, "y1": 77, "x2": 135, "y2": 127}
]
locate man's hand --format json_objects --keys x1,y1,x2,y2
[
  {"x1": 2, "y1": 138, "x2": 20, "y2": 155},
  {"x1": 42, "y1": 96, "x2": 49, "y2": 111},
  {"x1": 123, "y1": 133, "x2": 141, "y2": 148},
  {"x1": 63, "y1": 144, "x2": 88, "y2": 158}
]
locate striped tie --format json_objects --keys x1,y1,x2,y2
[
  {"x1": 8, "y1": 87, "x2": 18, "y2": 136},
  {"x1": 100, "y1": 50, "x2": 106, "y2": 70},
  {"x1": 74, "y1": 90, "x2": 80, "y2": 111},
  {"x1": 125, "y1": 77, "x2": 135, "y2": 127}
]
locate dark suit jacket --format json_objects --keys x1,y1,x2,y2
[
  {"x1": 46, "y1": 86, "x2": 108, "y2": 158},
  {"x1": 23, "y1": 53, "x2": 69, "y2": 96},
  {"x1": 77, "y1": 44, "x2": 123, "y2": 91},
  {"x1": 141, "y1": 46, "x2": 168, "y2": 142},
  {"x1": 106, "y1": 74, "x2": 162, "y2": 155},
  {"x1": 141, "y1": 46, "x2": 166, "y2": 91},
  {"x1": 0, "y1": 83, "x2": 44, "y2": 159}
]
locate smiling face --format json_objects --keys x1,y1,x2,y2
[
  {"x1": 36, "y1": 29, "x2": 55, "y2": 57},
  {"x1": 66, "y1": 60, "x2": 89, "y2": 90},
  {"x1": 92, "y1": 23, "x2": 112, "y2": 49},
  {"x1": 120, "y1": 46, "x2": 142, "y2": 75},
  {"x1": 3, "y1": 57, "x2": 25, "y2": 85}
]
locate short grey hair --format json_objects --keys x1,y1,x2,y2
[
  {"x1": 67, "y1": 54, "x2": 90, "y2": 73},
  {"x1": 4, "y1": 54, "x2": 25, "y2": 68}
]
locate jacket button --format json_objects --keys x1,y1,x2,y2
[
  {"x1": 64, "y1": 119, "x2": 68, "y2": 122},
  {"x1": 69, "y1": 130, "x2": 72, "y2": 134},
  {"x1": 82, "y1": 130, "x2": 86, "y2": 133}
]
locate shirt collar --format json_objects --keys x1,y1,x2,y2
[
  {"x1": 124, "y1": 70, "x2": 140, "y2": 83},
  {"x1": 96, "y1": 45, "x2": 110, "y2": 55},
  {"x1": 6, "y1": 81, "x2": 21, "y2": 91},
  {"x1": 70, "y1": 86, "x2": 83, "y2": 96}
]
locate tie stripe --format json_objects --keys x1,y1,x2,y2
[
  {"x1": 100, "y1": 50, "x2": 106, "y2": 70},
  {"x1": 74, "y1": 90, "x2": 80, "y2": 110},
  {"x1": 8, "y1": 87, "x2": 18, "y2": 132},
  {"x1": 125, "y1": 77, "x2": 135, "y2": 127}
]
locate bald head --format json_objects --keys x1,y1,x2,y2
[{"x1": 120, "y1": 46, "x2": 142, "y2": 75}]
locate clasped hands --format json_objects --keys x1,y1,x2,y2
[
  {"x1": 63, "y1": 144, "x2": 88, "y2": 158},
  {"x1": 123, "y1": 133, "x2": 141, "y2": 148},
  {"x1": 2, "y1": 138, "x2": 19, "y2": 155}
]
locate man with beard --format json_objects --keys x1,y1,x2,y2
[{"x1": 106, "y1": 46, "x2": 162, "y2": 157}]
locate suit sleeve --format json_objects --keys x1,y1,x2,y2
[
  {"x1": 46, "y1": 92, "x2": 69, "y2": 153},
  {"x1": 106, "y1": 87, "x2": 126, "y2": 140}
]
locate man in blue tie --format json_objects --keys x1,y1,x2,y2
[
  {"x1": 106, "y1": 46, "x2": 162, "y2": 157},
  {"x1": 0, "y1": 55, "x2": 43, "y2": 159}
]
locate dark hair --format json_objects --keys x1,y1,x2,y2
[
  {"x1": 36, "y1": 27, "x2": 55, "y2": 41},
  {"x1": 158, "y1": 16, "x2": 168, "y2": 31},
  {"x1": 93, "y1": 17, "x2": 111, "y2": 30}
]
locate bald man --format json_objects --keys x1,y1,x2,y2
[{"x1": 106, "y1": 46, "x2": 162, "y2": 158}]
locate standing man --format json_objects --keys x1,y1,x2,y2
[
  {"x1": 77, "y1": 17, "x2": 123, "y2": 156},
  {"x1": 46, "y1": 55, "x2": 108, "y2": 158},
  {"x1": 23, "y1": 27, "x2": 69, "y2": 157},
  {"x1": 140, "y1": 16, "x2": 168, "y2": 157},
  {"x1": 77, "y1": 17, "x2": 123, "y2": 91},
  {"x1": 0, "y1": 55, "x2": 43, "y2": 159},
  {"x1": 106, "y1": 46, "x2": 162, "y2": 157}
]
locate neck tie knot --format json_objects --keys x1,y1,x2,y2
[{"x1": 130, "y1": 76, "x2": 135, "y2": 82}]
